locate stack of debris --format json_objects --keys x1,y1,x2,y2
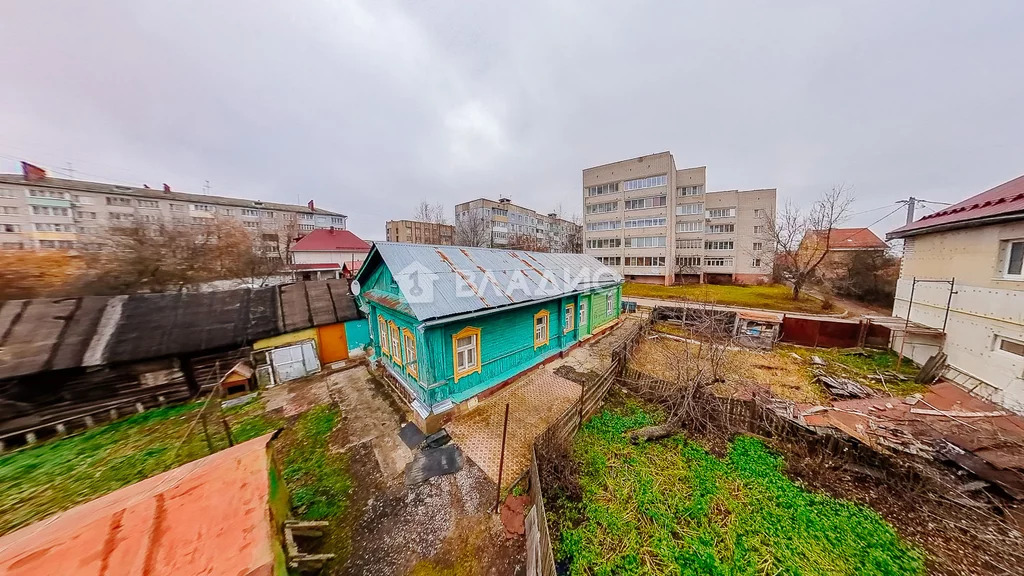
[{"x1": 400, "y1": 423, "x2": 465, "y2": 485}]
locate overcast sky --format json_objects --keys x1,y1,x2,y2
[{"x1": 1, "y1": 1, "x2": 1022, "y2": 241}]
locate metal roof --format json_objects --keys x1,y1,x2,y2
[{"x1": 362, "y1": 243, "x2": 623, "y2": 321}]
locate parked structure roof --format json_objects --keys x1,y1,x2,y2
[
  {"x1": 803, "y1": 228, "x2": 888, "y2": 250},
  {"x1": 0, "y1": 433, "x2": 283, "y2": 576},
  {"x1": 357, "y1": 243, "x2": 623, "y2": 322},
  {"x1": 0, "y1": 279, "x2": 360, "y2": 381},
  {"x1": 888, "y1": 174, "x2": 1024, "y2": 239},
  {"x1": 0, "y1": 173, "x2": 346, "y2": 217},
  {"x1": 291, "y1": 228, "x2": 370, "y2": 252}
]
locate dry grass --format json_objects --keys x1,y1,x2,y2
[{"x1": 632, "y1": 336, "x2": 827, "y2": 404}]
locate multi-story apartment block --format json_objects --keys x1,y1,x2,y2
[
  {"x1": 0, "y1": 163, "x2": 346, "y2": 253},
  {"x1": 385, "y1": 219, "x2": 455, "y2": 245},
  {"x1": 583, "y1": 152, "x2": 776, "y2": 284},
  {"x1": 454, "y1": 197, "x2": 581, "y2": 252}
]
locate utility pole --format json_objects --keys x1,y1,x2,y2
[
  {"x1": 905, "y1": 196, "x2": 916, "y2": 225},
  {"x1": 203, "y1": 180, "x2": 211, "y2": 194}
]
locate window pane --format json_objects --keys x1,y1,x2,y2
[
  {"x1": 1009, "y1": 242, "x2": 1024, "y2": 275},
  {"x1": 999, "y1": 338, "x2": 1024, "y2": 357}
]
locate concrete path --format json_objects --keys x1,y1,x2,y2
[{"x1": 447, "y1": 369, "x2": 581, "y2": 490}]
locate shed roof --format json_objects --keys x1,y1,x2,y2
[
  {"x1": 0, "y1": 433, "x2": 282, "y2": 576},
  {"x1": 888, "y1": 174, "x2": 1024, "y2": 239},
  {"x1": 291, "y1": 228, "x2": 370, "y2": 252},
  {"x1": 0, "y1": 280, "x2": 359, "y2": 381},
  {"x1": 357, "y1": 243, "x2": 622, "y2": 322}
]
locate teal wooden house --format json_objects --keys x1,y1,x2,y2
[{"x1": 352, "y1": 243, "x2": 623, "y2": 429}]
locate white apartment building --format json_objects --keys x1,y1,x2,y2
[
  {"x1": 582, "y1": 152, "x2": 776, "y2": 284},
  {"x1": 0, "y1": 164, "x2": 346, "y2": 253},
  {"x1": 454, "y1": 197, "x2": 580, "y2": 252}
]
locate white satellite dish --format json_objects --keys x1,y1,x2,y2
[{"x1": 350, "y1": 279, "x2": 361, "y2": 295}]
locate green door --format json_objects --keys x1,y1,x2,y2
[{"x1": 579, "y1": 296, "x2": 590, "y2": 338}]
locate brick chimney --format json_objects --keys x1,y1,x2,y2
[
  {"x1": 21, "y1": 162, "x2": 46, "y2": 181},
  {"x1": 308, "y1": 199, "x2": 315, "y2": 211}
]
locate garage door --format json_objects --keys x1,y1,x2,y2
[{"x1": 271, "y1": 341, "x2": 320, "y2": 383}]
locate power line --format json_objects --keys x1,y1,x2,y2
[
  {"x1": 850, "y1": 204, "x2": 900, "y2": 217},
  {"x1": 862, "y1": 204, "x2": 906, "y2": 230}
]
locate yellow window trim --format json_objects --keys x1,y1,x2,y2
[
  {"x1": 377, "y1": 314, "x2": 390, "y2": 357},
  {"x1": 452, "y1": 326, "x2": 482, "y2": 383},
  {"x1": 534, "y1": 309, "x2": 550, "y2": 348},
  {"x1": 389, "y1": 321, "x2": 403, "y2": 366},
  {"x1": 564, "y1": 303, "x2": 575, "y2": 333},
  {"x1": 402, "y1": 327, "x2": 418, "y2": 379}
]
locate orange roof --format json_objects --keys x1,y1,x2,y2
[
  {"x1": 292, "y1": 228, "x2": 370, "y2": 252},
  {"x1": 803, "y1": 228, "x2": 887, "y2": 250},
  {"x1": 0, "y1": 433, "x2": 283, "y2": 576}
]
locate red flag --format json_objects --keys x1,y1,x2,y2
[
  {"x1": 308, "y1": 199, "x2": 315, "y2": 210},
  {"x1": 21, "y1": 162, "x2": 46, "y2": 181}
]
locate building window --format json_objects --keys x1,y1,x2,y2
[
  {"x1": 389, "y1": 322, "x2": 402, "y2": 365},
  {"x1": 624, "y1": 256, "x2": 666, "y2": 267},
  {"x1": 378, "y1": 315, "x2": 390, "y2": 357},
  {"x1": 676, "y1": 221, "x2": 702, "y2": 233},
  {"x1": 627, "y1": 236, "x2": 666, "y2": 248},
  {"x1": 244, "y1": 221, "x2": 259, "y2": 228},
  {"x1": 606, "y1": 292, "x2": 615, "y2": 315},
  {"x1": 677, "y1": 239, "x2": 702, "y2": 250},
  {"x1": 704, "y1": 257, "x2": 734, "y2": 267},
  {"x1": 403, "y1": 328, "x2": 418, "y2": 379},
  {"x1": 1003, "y1": 240, "x2": 1024, "y2": 279},
  {"x1": 0, "y1": 189, "x2": 16, "y2": 198},
  {"x1": 597, "y1": 256, "x2": 621, "y2": 266},
  {"x1": 168, "y1": 204, "x2": 184, "y2": 212},
  {"x1": 677, "y1": 185, "x2": 703, "y2": 197},
  {"x1": 32, "y1": 206, "x2": 70, "y2": 216},
  {"x1": 752, "y1": 258, "x2": 762, "y2": 267},
  {"x1": 587, "y1": 238, "x2": 621, "y2": 249},
  {"x1": 242, "y1": 208, "x2": 259, "y2": 217},
  {"x1": 586, "y1": 220, "x2": 621, "y2": 232},
  {"x1": 34, "y1": 223, "x2": 75, "y2": 232},
  {"x1": 995, "y1": 336, "x2": 1024, "y2": 358},
  {"x1": 586, "y1": 201, "x2": 619, "y2": 214},
  {"x1": 623, "y1": 174, "x2": 667, "y2": 191},
  {"x1": 624, "y1": 196, "x2": 667, "y2": 210},
  {"x1": 192, "y1": 204, "x2": 215, "y2": 212},
  {"x1": 586, "y1": 182, "x2": 619, "y2": 197},
  {"x1": 1, "y1": 224, "x2": 21, "y2": 232},
  {"x1": 331, "y1": 217, "x2": 345, "y2": 225},
  {"x1": 106, "y1": 196, "x2": 132, "y2": 206},
  {"x1": 753, "y1": 225, "x2": 766, "y2": 234},
  {"x1": 624, "y1": 217, "x2": 666, "y2": 229},
  {"x1": 565, "y1": 304, "x2": 575, "y2": 332},
  {"x1": 0, "y1": 206, "x2": 18, "y2": 215},
  {"x1": 1, "y1": 242, "x2": 24, "y2": 250},
  {"x1": 453, "y1": 326, "x2": 481, "y2": 381},
  {"x1": 753, "y1": 242, "x2": 764, "y2": 251},
  {"x1": 705, "y1": 240, "x2": 734, "y2": 250},
  {"x1": 220, "y1": 208, "x2": 234, "y2": 215},
  {"x1": 707, "y1": 207, "x2": 736, "y2": 218},
  {"x1": 137, "y1": 199, "x2": 159, "y2": 208},
  {"x1": 74, "y1": 210, "x2": 97, "y2": 219},
  {"x1": 707, "y1": 223, "x2": 735, "y2": 234},
  {"x1": 754, "y1": 209, "x2": 768, "y2": 218},
  {"x1": 676, "y1": 203, "x2": 703, "y2": 216},
  {"x1": 677, "y1": 256, "x2": 701, "y2": 267},
  {"x1": 29, "y1": 189, "x2": 68, "y2": 199},
  {"x1": 534, "y1": 310, "x2": 550, "y2": 348}
]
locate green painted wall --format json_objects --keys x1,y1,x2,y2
[
  {"x1": 344, "y1": 319, "x2": 371, "y2": 352},
  {"x1": 589, "y1": 286, "x2": 622, "y2": 330}
]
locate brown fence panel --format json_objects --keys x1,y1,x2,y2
[
  {"x1": 780, "y1": 317, "x2": 862, "y2": 348},
  {"x1": 864, "y1": 322, "x2": 892, "y2": 349}
]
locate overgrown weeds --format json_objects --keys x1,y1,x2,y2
[
  {"x1": 281, "y1": 404, "x2": 352, "y2": 520},
  {"x1": 551, "y1": 402, "x2": 925, "y2": 576}
]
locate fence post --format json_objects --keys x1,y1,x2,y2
[{"x1": 495, "y1": 402, "x2": 510, "y2": 513}]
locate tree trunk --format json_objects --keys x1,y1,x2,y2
[{"x1": 792, "y1": 281, "x2": 802, "y2": 300}]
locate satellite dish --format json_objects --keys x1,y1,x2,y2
[{"x1": 350, "y1": 279, "x2": 361, "y2": 295}]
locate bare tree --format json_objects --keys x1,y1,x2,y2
[
  {"x1": 564, "y1": 214, "x2": 583, "y2": 254},
  {"x1": 506, "y1": 232, "x2": 550, "y2": 252},
  {"x1": 454, "y1": 210, "x2": 491, "y2": 247},
  {"x1": 413, "y1": 201, "x2": 449, "y2": 225},
  {"x1": 621, "y1": 301, "x2": 734, "y2": 440},
  {"x1": 762, "y1": 185, "x2": 854, "y2": 300}
]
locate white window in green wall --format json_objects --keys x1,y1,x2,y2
[
  {"x1": 534, "y1": 310, "x2": 550, "y2": 348},
  {"x1": 606, "y1": 292, "x2": 614, "y2": 315},
  {"x1": 565, "y1": 304, "x2": 575, "y2": 332},
  {"x1": 456, "y1": 333, "x2": 478, "y2": 372}
]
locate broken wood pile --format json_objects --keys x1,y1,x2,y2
[{"x1": 814, "y1": 371, "x2": 874, "y2": 399}]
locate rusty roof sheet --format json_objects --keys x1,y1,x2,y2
[
  {"x1": 0, "y1": 433, "x2": 281, "y2": 576},
  {"x1": 360, "y1": 243, "x2": 623, "y2": 321}
]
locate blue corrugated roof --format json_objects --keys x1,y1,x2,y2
[{"x1": 364, "y1": 243, "x2": 623, "y2": 321}]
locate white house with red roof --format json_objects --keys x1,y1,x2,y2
[
  {"x1": 289, "y1": 228, "x2": 371, "y2": 281},
  {"x1": 888, "y1": 174, "x2": 1024, "y2": 412}
]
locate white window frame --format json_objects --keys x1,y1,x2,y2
[
  {"x1": 994, "y1": 335, "x2": 1024, "y2": 359},
  {"x1": 1003, "y1": 239, "x2": 1024, "y2": 280},
  {"x1": 606, "y1": 292, "x2": 615, "y2": 314},
  {"x1": 456, "y1": 333, "x2": 478, "y2": 372}
]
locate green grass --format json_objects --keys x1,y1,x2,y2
[
  {"x1": 783, "y1": 346, "x2": 926, "y2": 397},
  {"x1": 281, "y1": 404, "x2": 352, "y2": 520},
  {"x1": 0, "y1": 399, "x2": 283, "y2": 535},
  {"x1": 622, "y1": 282, "x2": 829, "y2": 314},
  {"x1": 553, "y1": 402, "x2": 924, "y2": 576}
]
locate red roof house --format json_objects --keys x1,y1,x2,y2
[
  {"x1": 888, "y1": 174, "x2": 1024, "y2": 239},
  {"x1": 802, "y1": 228, "x2": 888, "y2": 251},
  {"x1": 291, "y1": 228, "x2": 370, "y2": 253},
  {"x1": 291, "y1": 229, "x2": 370, "y2": 281},
  {"x1": 0, "y1": 433, "x2": 288, "y2": 576}
]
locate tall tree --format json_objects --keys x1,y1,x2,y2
[
  {"x1": 454, "y1": 210, "x2": 491, "y2": 247},
  {"x1": 0, "y1": 250, "x2": 83, "y2": 300},
  {"x1": 762, "y1": 185, "x2": 854, "y2": 299},
  {"x1": 413, "y1": 201, "x2": 449, "y2": 225}
]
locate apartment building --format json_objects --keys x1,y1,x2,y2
[
  {"x1": 582, "y1": 152, "x2": 776, "y2": 284},
  {"x1": 454, "y1": 197, "x2": 581, "y2": 252},
  {"x1": 385, "y1": 219, "x2": 455, "y2": 245},
  {"x1": 0, "y1": 163, "x2": 346, "y2": 253}
]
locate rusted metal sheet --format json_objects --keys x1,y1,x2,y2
[{"x1": 780, "y1": 316, "x2": 862, "y2": 348}]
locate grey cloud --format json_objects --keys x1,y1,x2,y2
[{"x1": 1, "y1": 0, "x2": 1023, "y2": 240}]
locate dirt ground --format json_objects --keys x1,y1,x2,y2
[{"x1": 267, "y1": 367, "x2": 525, "y2": 576}]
